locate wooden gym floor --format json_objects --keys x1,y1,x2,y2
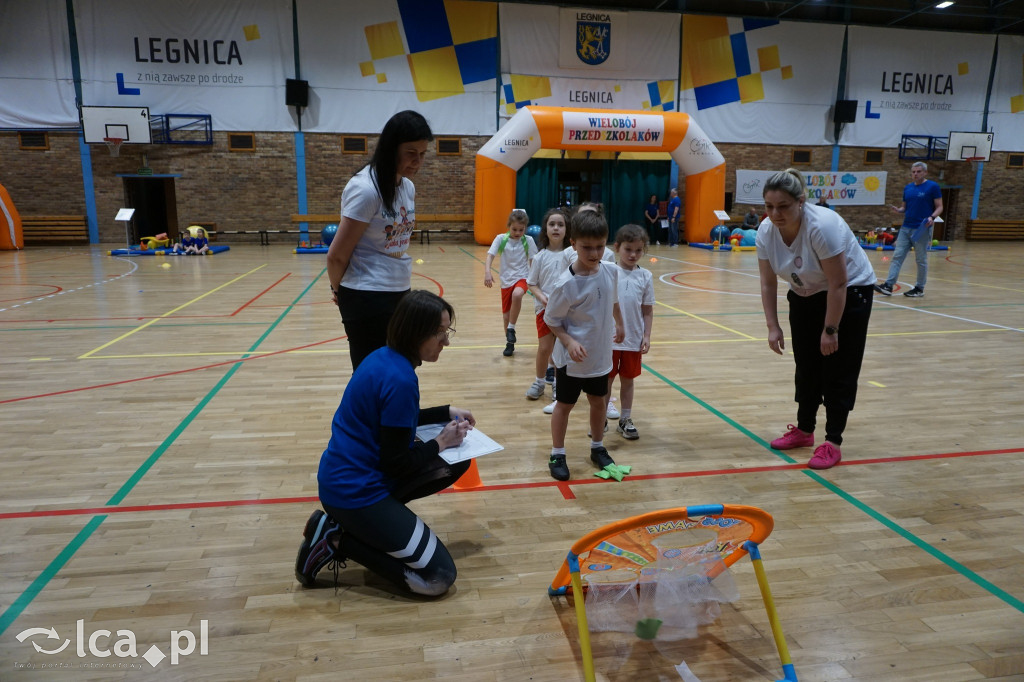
[{"x1": 1, "y1": 241, "x2": 1022, "y2": 681}]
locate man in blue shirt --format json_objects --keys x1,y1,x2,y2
[
  {"x1": 875, "y1": 162, "x2": 943, "y2": 298},
  {"x1": 667, "y1": 188, "x2": 681, "y2": 247}
]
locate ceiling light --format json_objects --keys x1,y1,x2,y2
[{"x1": 935, "y1": 1, "x2": 954, "y2": 8}]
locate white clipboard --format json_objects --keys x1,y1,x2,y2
[{"x1": 415, "y1": 423, "x2": 504, "y2": 464}]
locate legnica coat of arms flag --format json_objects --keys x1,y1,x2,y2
[{"x1": 576, "y1": 17, "x2": 610, "y2": 65}]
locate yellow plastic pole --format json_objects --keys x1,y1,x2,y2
[
  {"x1": 569, "y1": 564, "x2": 596, "y2": 682},
  {"x1": 747, "y1": 542, "x2": 797, "y2": 681}
]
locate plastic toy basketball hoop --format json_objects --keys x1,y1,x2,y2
[{"x1": 104, "y1": 137, "x2": 123, "y2": 157}]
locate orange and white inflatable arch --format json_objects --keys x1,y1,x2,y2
[
  {"x1": 0, "y1": 182, "x2": 23, "y2": 250},
  {"x1": 474, "y1": 106, "x2": 725, "y2": 245}
]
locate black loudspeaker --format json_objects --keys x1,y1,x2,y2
[
  {"x1": 834, "y1": 99, "x2": 858, "y2": 123},
  {"x1": 286, "y1": 79, "x2": 309, "y2": 107}
]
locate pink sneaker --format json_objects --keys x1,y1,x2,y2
[
  {"x1": 808, "y1": 442, "x2": 841, "y2": 470},
  {"x1": 770, "y1": 424, "x2": 814, "y2": 450}
]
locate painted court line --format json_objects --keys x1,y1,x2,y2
[
  {"x1": 0, "y1": 273, "x2": 326, "y2": 637},
  {"x1": 79, "y1": 264, "x2": 267, "y2": 358},
  {"x1": 1, "y1": 447, "x2": 1021, "y2": 522},
  {"x1": 642, "y1": 363, "x2": 1024, "y2": 615}
]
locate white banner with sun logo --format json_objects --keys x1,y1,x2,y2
[
  {"x1": 735, "y1": 170, "x2": 888, "y2": 206},
  {"x1": 296, "y1": 0, "x2": 498, "y2": 134}
]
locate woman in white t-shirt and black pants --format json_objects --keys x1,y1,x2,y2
[
  {"x1": 756, "y1": 168, "x2": 875, "y2": 470},
  {"x1": 327, "y1": 111, "x2": 433, "y2": 370}
]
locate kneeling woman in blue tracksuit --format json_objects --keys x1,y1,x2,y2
[{"x1": 295, "y1": 290, "x2": 474, "y2": 595}]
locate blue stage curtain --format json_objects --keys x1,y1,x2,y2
[
  {"x1": 601, "y1": 160, "x2": 671, "y2": 241},
  {"x1": 515, "y1": 159, "x2": 559, "y2": 229}
]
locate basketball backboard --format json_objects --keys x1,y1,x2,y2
[
  {"x1": 81, "y1": 106, "x2": 152, "y2": 144},
  {"x1": 947, "y1": 131, "x2": 993, "y2": 162}
]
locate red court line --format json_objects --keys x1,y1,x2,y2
[
  {"x1": 230, "y1": 272, "x2": 290, "y2": 315},
  {"x1": 2, "y1": 446, "x2": 1019, "y2": 521},
  {"x1": 0, "y1": 253, "x2": 81, "y2": 269},
  {"x1": 0, "y1": 335, "x2": 347, "y2": 404}
]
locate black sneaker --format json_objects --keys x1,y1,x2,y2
[
  {"x1": 502, "y1": 342, "x2": 515, "y2": 356},
  {"x1": 903, "y1": 287, "x2": 925, "y2": 298},
  {"x1": 545, "y1": 366, "x2": 555, "y2": 385},
  {"x1": 295, "y1": 510, "x2": 344, "y2": 587},
  {"x1": 590, "y1": 446, "x2": 615, "y2": 469},
  {"x1": 506, "y1": 328, "x2": 517, "y2": 344},
  {"x1": 873, "y1": 282, "x2": 893, "y2": 296},
  {"x1": 548, "y1": 455, "x2": 570, "y2": 481}
]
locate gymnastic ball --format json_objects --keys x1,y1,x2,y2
[
  {"x1": 709, "y1": 225, "x2": 730, "y2": 243},
  {"x1": 415, "y1": 259, "x2": 424, "y2": 264},
  {"x1": 932, "y1": 239, "x2": 939, "y2": 246},
  {"x1": 321, "y1": 223, "x2": 338, "y2": 246},
  {"x1": 525, "y1": 224, "x2": 542, "y2": 246},
  {"x1": 161, "y1": 262, "x2": 171, "y2": 269}
]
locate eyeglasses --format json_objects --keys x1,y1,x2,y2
[{"x1": 436, "y1": 327, "x2": 456, "y2": 341}]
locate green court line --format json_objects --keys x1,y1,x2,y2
[
  {"x1": 0, "y1": 271, "x2": 326, "y2": 637},
  {"x1": 0, "y1": 517, "x2": 106, "y2": 635},
  {"x1": 643, "y1": 363, "x2": 1024, "y2": 614}
]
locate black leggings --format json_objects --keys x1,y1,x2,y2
[
  {"x1": 788, "y1": 285, "x2": 873, "y2": 445},
  {"x1": 335, "y1": 287, "x2": 409, "y2": 370},
  {"x1": 322, "y1": 457, "x2": 470, "y2": 597}
]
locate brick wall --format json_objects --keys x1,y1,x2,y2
[{"x1": 2, "y1": 132, "x2": 1019, "y2": 243}]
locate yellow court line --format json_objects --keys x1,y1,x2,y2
[
  {"x1": 78, "y1": 264, "x2": 268, "y2": 359},
  {"x1": 868, "y1": 381, "x2": 886, "y2": 388},
  {"x1": 655, "y1": 300, "x2": 758, "y2": 340}
]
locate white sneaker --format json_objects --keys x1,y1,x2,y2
[
  {"x1": 525, "y1": 380, "x2": 546, "y2": 400},
  {"x1": 606, "y1": 400, "x2": 620, "y2": 419},
  {"x1": 542, "y1": 400, "x2": 556, "y2": 414}
]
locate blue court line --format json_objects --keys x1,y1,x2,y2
[
  {"x1": 642, "y1": 364, "x2": 1024, "y2": 614},
  {"x1": 0, "y1": 271, "x2": 326, "y2": 636}
]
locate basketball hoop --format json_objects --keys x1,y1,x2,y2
[
  {"x1": 103, "y1": 137, "x2": 124, "y2": 157},
  {"x1": 966, "y1": 156, "x2": 984, "y2": 173}
]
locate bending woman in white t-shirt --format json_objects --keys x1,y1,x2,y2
[
  {"x1": 327, "y1": 110, "x2": 433, "y2": 370},
  {"x1": 756, "y1": 168, "x2": 876, "y2": 470}
]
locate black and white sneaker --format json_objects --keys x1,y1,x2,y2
[
  {"x1": 873, "y1": 282, "x2": 893, "y2": 296},
  {"x1": 903, "y1": 287, "x2": 925, "y2": 298},
  {"x1": 295, "y1": 510, "x2": 344, "y2": 587},
  {"x1": 617, "y1": 418, "x2": 639, "y2": 440}
]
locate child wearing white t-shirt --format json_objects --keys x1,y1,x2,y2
[
  {"x1": 607, "y1": 224, "x2": 655, "y2": 440},
  {"x1": 525, "y1": 208, "x2": 571, "y2": 401},
  {"x1": 543, "y1": 210, "x2": 624, "y2": 481},
  {"x1": 484, "y1": 209, "x2": 538, "y2": 357}
]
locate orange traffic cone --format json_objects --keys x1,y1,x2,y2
[{"x1": 453, "y1": 459, "x2": 482, "y2": 490}]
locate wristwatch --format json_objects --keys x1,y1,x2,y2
[{"x1": 824, "y1": 325, "x2": 838, "y2": 336}]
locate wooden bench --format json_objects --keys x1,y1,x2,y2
[
  {"x1": 415, "y1": 213, "x2": 474, "y2": 243},
  {"x1": 965, "y1": 219, "x2": 1024, "y2": 241},
  {"x1": 21, "y1": 215, "x2": 89, "y2": 245}
]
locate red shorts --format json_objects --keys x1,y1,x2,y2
[
  {"x1": 609, "y1": 350, "x2": 642, "y2": 380},
  {"x1": 500, "y1": 280, "x2": 528, "y2": 313},
  {"x1": 535, "y1": 311, "x2": 551, "y2": 337}
]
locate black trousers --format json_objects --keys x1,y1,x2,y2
[
  {"x1": 787, "y1": 285, "x2": 873, "y2": 445},
  {"x1": 335, "y1": 286, "x2": 409, "y2": 370},
  {"x1": 322, "y1": 457, "x2": 470, "y2": 597}
]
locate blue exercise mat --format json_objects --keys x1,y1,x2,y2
[{"x1": 108, "y1": 245, "x2": 231, "y2": 256}]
